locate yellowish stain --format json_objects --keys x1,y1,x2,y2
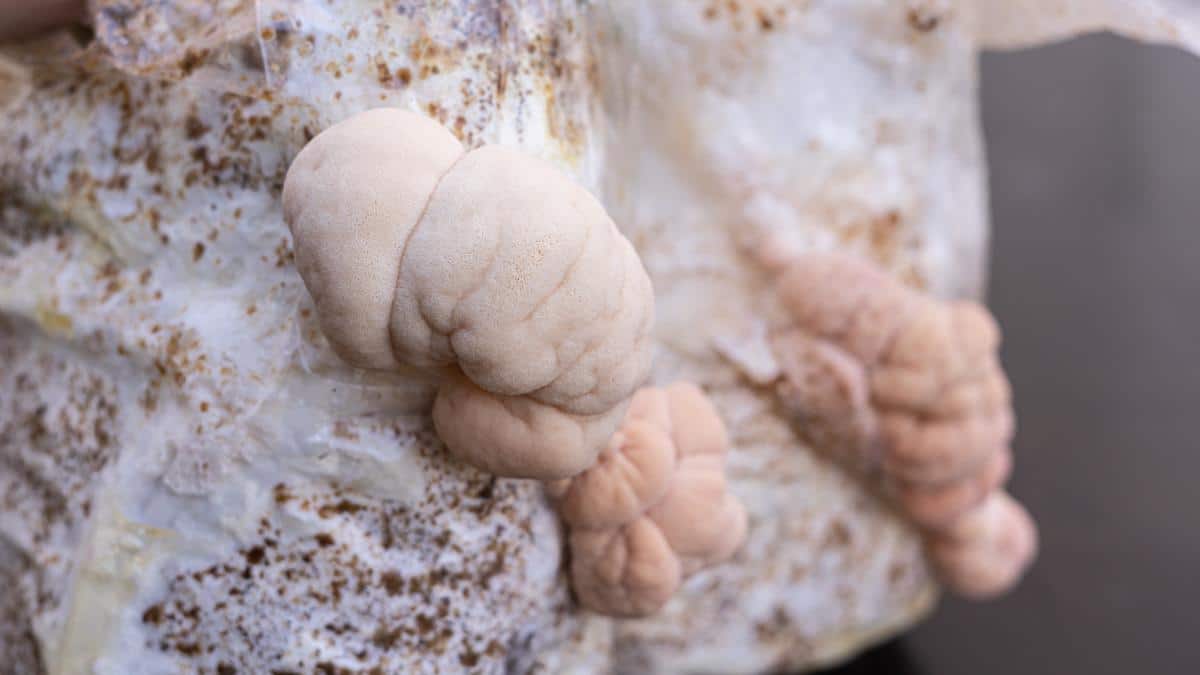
[{"x1": 35, "y1": 302, "x2": 74, "y2": 336}]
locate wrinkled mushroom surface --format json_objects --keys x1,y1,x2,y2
[
  {"x1": 769, "y1": 252, "x2": 1035, "y2": 597},
  {"x1": 549, "y1": 383, "x2": 747, "y2": 617},
  {"x1": 926, "y1": 491, "x2": 1038, "y2": 600},
  {"x1": 283, "y1": 108, "x2": 655, "y2": 480}
]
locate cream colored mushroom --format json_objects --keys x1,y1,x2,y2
[
  {"x1": 769, "y1": 252, "x2": 1034, "y2": 598},
  {"x1": 283, "y1": 108, "x2": 655, "y2": 480},
  {"x1": 549, "y1": 383, "x2": 747, "y2": 617}
]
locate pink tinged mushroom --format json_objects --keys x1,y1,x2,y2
[
  {"x1": 771, "y1": 252, "x2": 1013, "y2": 490},
  {"x1": 770, "y1": 331, "x2": 880, "y2": 470},
  {"x1": 896, "y1": 447, "x2": 1012, "y2": 531},
  {"x1": 569, "y1": 519, "x2": 683, "y2": 618},
  {"x1": 282, "y1": 108, "x2": 655, "y2": 480},
  {"x1": 552, "y1": 383, "x2": 747, "y2": 618},
  {"x1": 926, "y1": 491, "x2": 1038, "y2": 600},
  {"x1": 769, "y1": 252, "x2": 1034, "y2": 598}
]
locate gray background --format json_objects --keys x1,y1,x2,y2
[{"x1": 829, "y1": 33, "x2": 1200, "y2": 675}]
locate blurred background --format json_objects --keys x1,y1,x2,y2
[{"x1": 825, "y1": 33, "x2": 1200, "y2": 675}]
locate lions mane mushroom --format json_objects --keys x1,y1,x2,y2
[
  {"x1": 548, "y1": 383, "x2": 747, "y2": 617},
  {"x1": 926, "y1": 491, "x2": 1037, "y2": 600},
  {"x1": 283, "y1": 108, "x2": 655, "y2": 480},
  {"x1": 769, "y1": 252, "x2": 1035, "y2": 598}
]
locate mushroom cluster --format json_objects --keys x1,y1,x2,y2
[
  {"x1": 770, "y1": 252, "x2": 1036, "y2": 599},
  {"x1": 283, "y1": 110, "x2": 746, "y2": 618},
  {"x1": 546, "y1": 383, "x2": 747, "y2": 617},
  {"x1": 281, "y1": 109, "x2": 1025, "y2": 613},
  {"x1": 283, "y1": 108, "x2": 655, "y2": 481}
]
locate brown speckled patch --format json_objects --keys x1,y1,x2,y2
[
  {"x1": 139, "y1": 453, "x2": 569, "y2": 673},
  {"x1": 0, "y1": 538, "x2": 44, "y2": 675},
  {"x1": 701, "y1": 0, "x2": 797, "y2": 34},
  {"x1": 0, "y1": 318, "x2": 123, "y2": 665}
]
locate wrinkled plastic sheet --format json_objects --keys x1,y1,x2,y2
[{"x1": 73, "y1": 1, "x2": 1200, "y2": 101}]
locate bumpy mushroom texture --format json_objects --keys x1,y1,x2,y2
[
  {"x1": 771, "y1": 253, "x2": 1011, "y2": 498},
  {"x1": 282, "y1": 108, "x2": 654, "y2": 480},
  {"x1": 769, "y1": 252, "x2": 1033, "y2": 597},
  {"x1": 926, "y1": 491, "x2": 1038, "y2": 600},
  {"x1": 898, "y1": 446, "x2": 1013, "y2": 531},
  {"x1": 549, "y1": 383, "x2": 747, "y2": 618}
]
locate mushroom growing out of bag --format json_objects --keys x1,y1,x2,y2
[
  {"x1": 547, "y1": 383, "x2": 748, "y2": 617},
  {"x1": 769, "y1": 252, "x2": 1036, "y2": 597},
  {"x1": 283, "y1": 108, "x2": 655, "y2": 481}
]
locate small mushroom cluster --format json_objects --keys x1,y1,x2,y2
[
  {"x1": 546, "y1": 383, "x2": 748, "y2": 617},
  {"x1": 770, "y1": 252, "x2": 1036, "y2": 599},
  {"x1": 283, "y1": 108, "x2": 655, "y2": 481}
]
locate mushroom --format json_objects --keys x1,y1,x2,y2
[
  {"x1": 771, "y1": 331, "x2": 880, "y2": 471},
  {"x1": 549, "y1": 383, "x2": 747, "y2": 617},
  {"x1": 283, "y1": 108, "x2": 655, "y2": 480},
  {"x1": 769, "y1": 252, "x2": 1035, "y2": 597},
  {"x1": 897, "y1": 448, "x2": 1012, "y2": 530},
  {"x1": 926, "y1": 491, "x2": 1038, "y2": 600}
]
